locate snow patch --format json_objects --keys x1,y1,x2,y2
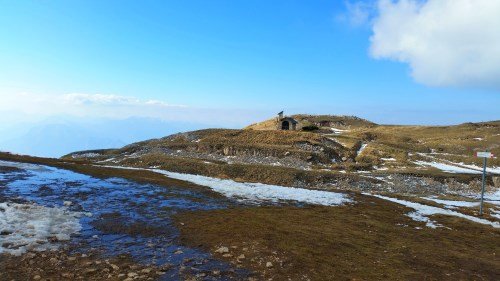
[
  {"x1": 151, "y1": 169, "x2": 351, "y2": 206},
  {"x1": 357, "y1": 143, "x2": 368, "y2": 156},
  {"x1": 101, "y1": 166, "x2": 351, "y2": 206},
  {"x1": 369, "y1": 194, "x2": 499, "y2": 229},
  {"x1": 452, "y1": 162, "x2": 500, "y2": 175},
  {"x1": 423, "y1": 197, "x2": 480, "y2": 208},
  {"x1": 0, "y1": 202, "x2": 82, "y2": 256},
  {"x1": 381, "y1": 157, "x2": 396, "y2": 161},
  {"x1": 330, "y1": 128, "x2": 349, "y2": 134},
  {"x1": 490, "y1": 209, "x2": 500, "y2": 220},
  {"x1": 414, "y1": 160, "x2": 482, "y2": 174}
]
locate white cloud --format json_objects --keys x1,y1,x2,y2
[
  {"x1": 339, "y1": 1, "x2": 376, "y2": 27},
  {"x1": 61, "y1": 93, "x2": 175, "y2": 107},
  {"x1": 0, "y1": 93, "x2": 181, "y2": 118},
  {"x1": 369, "y1": 0, "x2": 500, "y2": 89}
]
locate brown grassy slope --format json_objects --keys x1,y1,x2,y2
[
  {"x1": 65, "y1": 128, "x2": 350, "y2": 166},
  {"x1": 350, "y1": 121, "x2": 500, "y2": 166},
  {"x1": 175, "y1": 193, "x2": 500, "y2": 281},
  {"x1": 104, "y1": 129, "x2": 344, "y2": 154}
]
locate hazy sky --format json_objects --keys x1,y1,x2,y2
[{"x1": 1, "y1": 0, "x2": 499, "y2": 126}]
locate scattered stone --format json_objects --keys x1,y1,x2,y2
[
  {"x1": 238, "y1": 254, "x2": 246, "y2": 260},
  {"x1": 63, "y1": 201, "x2": 72, "y2": 206},
  {"x1": 33, "y1": 275, "x2": 41, "y2": 280},
  {"x1": 67, "y1": 256, "x2": 77, "y2": 261},
  {"x1": 222, "y1": 254, "x2": 233, "y2": 258},
  {"x1": 174, "y1": 250, "x2": 183, "y2": 255},
  {"x1": 266, "y1": 262, "x2": 273, "y2": 268},
  {"x1": 127, "y1": 272, "x2": 138, "y2": 278},
  {"x1": 84, "y1": 268, "x2": 97, "y2": 274},
  {"x1": 110, "y1": 264, "x2": 120, "y2": 271},
  {"x1": 141, "y1": 268, "x2": 152, "y2": 273},
  {"x1": 215, "y1": 246, "x2": 229, "y2": 254}
]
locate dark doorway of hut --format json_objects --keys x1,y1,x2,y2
[{"x1": 282, "y1": 121, "x2": 290, "y2": 130}]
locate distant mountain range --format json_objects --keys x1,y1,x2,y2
[{"x1": 0, "y1": 117, "x2": 209, "y2": 157}]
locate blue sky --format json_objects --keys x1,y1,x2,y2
[{"x1": 0, "y1": 0, "x2": 499, "y2": 127}]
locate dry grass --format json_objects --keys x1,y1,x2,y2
[
  {"x1": 351, "y1": 121, "x2": 500, "y2": 167},
  {"x1": 175, "y1": 193, "x2": 500, "y2": 281}
]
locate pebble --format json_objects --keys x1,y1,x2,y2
[
  {"x1": 84, "y1": 268, "x2": 97, "y2": 274},
  {"x1": 33, "y1": 275, "x2": 41, "y2": 280},
  {"x1": 215, "y1": 246, "x2": 229, "y2": 254},
  {"x1": 61, "y1": 272, "x2": 73, "y2": 278},
  {"x1": 110, "y1": 264, "x2": 120, "y2": 271},
  {"x1": 266, "y1": 262, "x2": 273, "y2": 268},
  {"x1": 127, "y1": 272, "x2": 138, "y2": 278}
]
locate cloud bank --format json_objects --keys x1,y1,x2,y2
[
  {"x1": 347, "y1": 0, "x2": 500, "y2": 89},
  {"x1": 0, "y1": 92, "x2": 265, "y2": 127}
]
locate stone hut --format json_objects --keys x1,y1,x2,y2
[{"x1": 276, "y1": 111, "x2": 298, "y2": 130}]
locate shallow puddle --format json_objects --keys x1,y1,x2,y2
[{"x1": 0, "y1": 160, "x2": 249, "y2": 280}]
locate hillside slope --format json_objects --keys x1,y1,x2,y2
[{"x1": 64, "y1": 116, "x2": 500, "y2": 193}]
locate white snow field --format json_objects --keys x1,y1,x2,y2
[
  {"x1": 370, "y1": 194, "x2": 499, "y2": 229},
  {"x1": 0, "y1": 202, "x2": 82, "y2": 256},
  {"x1": 102, "y1": 166, "x2": 351, "y2": 206},
  {"x1": 152, "y1": 169, "x2": 351, "y2": 206}
]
